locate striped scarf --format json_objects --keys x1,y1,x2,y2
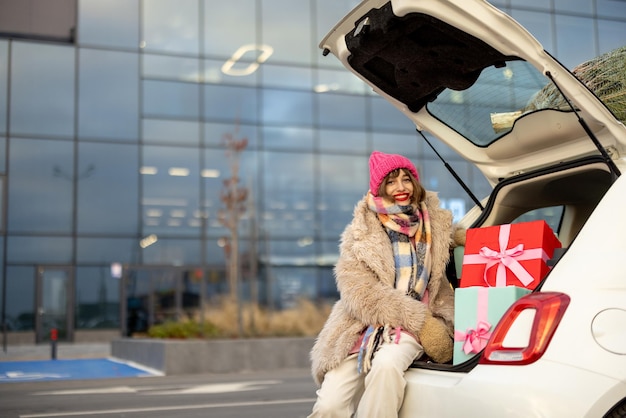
[
  {"x1": 357, "y1": 192, "x2": 433, "y2": 374},
  {"x1": 367, "y1": 192, "x2": 432, "y2": 300}
]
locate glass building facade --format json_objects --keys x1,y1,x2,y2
[{"x1": 0, "y1": 0, "x2": 625, "y2": 344}]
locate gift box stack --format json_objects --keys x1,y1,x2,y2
[{"x1": 453, "y1": 220, "x2": 562, "y2": 365}]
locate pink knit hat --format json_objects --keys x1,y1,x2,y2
[{"x1": 369, "y1": 151, "x2": 419, "y2": 196}]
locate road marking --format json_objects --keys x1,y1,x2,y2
[
  {"x1": 0, "y1": 371, "x2": 70, "y2": 381},
  {"x1": 33, "y1": 387, "x2": 137, "y2": 395},
  {"x1": 31, "y1": 380, "x2": 282, "y2": 396},
  {"x1": 19, "y1": 398, "x2": 317, "y2": 417},
  {"x1": 144, "y1": 380, "x2": 281, "y2": 395}
]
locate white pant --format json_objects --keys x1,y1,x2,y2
[{"x1": 309, "y1": 332, "x2": 423, "y2": 418}]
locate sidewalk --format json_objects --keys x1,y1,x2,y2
[{"x1": 0, "y1": 343, "x2": 111, "y2": 362}]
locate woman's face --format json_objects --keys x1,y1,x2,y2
[{"x1": 384, "y1": 169, "x2": 414, "y2": 205}]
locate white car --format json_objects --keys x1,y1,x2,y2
[{"x1": 320, "y1": 1, "x2": 626, "y2": 417}]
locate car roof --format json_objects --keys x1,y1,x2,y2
[{"x1": 320, "y1": 0, "x2": 626, "y2": 184}]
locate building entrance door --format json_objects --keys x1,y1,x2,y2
[{"x1": 35, "y1": 266, "x2": 73, "y2": 343}]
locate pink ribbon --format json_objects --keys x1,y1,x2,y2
[
  {"x1": 454, "y1": 288, "x2": 492, "y2": 354},
  {"x1": 463, "y1": 224, "x2": 549, "y2": 287}
]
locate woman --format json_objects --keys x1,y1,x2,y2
[{"x1": 309, "y1": 151, "x2": 458, "y2": 418}]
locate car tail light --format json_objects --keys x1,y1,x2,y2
[{"x1": 479, "y1": 292, "x2": 570, "y2": 365}]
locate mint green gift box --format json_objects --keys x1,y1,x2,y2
[{"x1": 453, "y1": 286, "x2": 531, "y2": 365}]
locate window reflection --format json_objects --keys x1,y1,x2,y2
[
  {"x1": 203, "y1": 0, "x2": 256, "y2": 58},
  {"x1": 261, "y1": 0, "x2": 312, "y2": 65},
  {"x1": 319, "y1": 129, "x2": 367, "y2": 153},
  {"x1": 5, "y1": 266, "x2": 35, "y2": 331},
  {"x1": 10, "y1": 42, "x2": 75, "y2": 138},
  {"x1": 76, "y1": 238, "x2": 138, "y2": 263},
  {"x1": 9, "y1": 138, "x2": 73, "y2": 233},
  {"x1": 262, "y1": 151, "x2": 314, "y2": 239},
  {"x1": 318, "y1": 93, "x2": 367, "y2": 129},
  {"x1": 204, "y1": 84, "x2": 258, "y2": 123},
  {"x1": 262, "y1": 126, "x2": 314, "y2": 151},
  {"x1": 7, "y1": 237, "x2": 72, "y2": 263},
  {"x1": 79, "y1": 49, "x2": 139, "y2": 141},
  {"x1": 143, "y1": 80, "x2": 200, "y2": 119},
  {"x1": 78, "y1": 0, "x2": 139, "y2": 49},
  {"x1": 262, "y1": 89, "x2": 313, "y2": 125},
  {"x1": 319, "y1": 154, "x2": 366, "y2": 239},
  {"x1": 0, "y1": 41, "x2": 7, "y2": 132},
  {"x1": 143, "y1": 54, "x2": 201, "y2": 82},
  {"x1": 262, "y1": 64, "x2": 313, "y2": 89},
  {"x1": 141, "y1": 238, "x2": 201, "y2": 265},
  {"x1": 76, "y1": 266, "x2": 120, "y2": 329},
  {"x1": 556, "y1": 15, "x2": 595, "y2": 69},
  {"x1": 142, "y1": 0, "x2": 199, "y2": 55},
  {"x1": 142, "y1": 145, "x2": 201, "y2": 237},
  {"x1": 77, "y1": 142, "x2": 139, "y2": 234},
  {"x1": 143, "y1": 119, "x2": 200, "y2": 145},
  {"x1": 372, "y1": 132, "x2": 421, "y2": 157}
]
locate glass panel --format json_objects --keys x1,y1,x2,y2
[
  {"x1": 598, "y1": 20, "x2": 626, "y2": 55},
  {"x1": 10, "y1": 42, "x2": 75, "y2": 138},
  {"x1": 204, "y1": 148, "x2": 257, "y2": 238},
  {"x1": 319, "y1": 129, "x2": 367, "y2": 153},
  {"x1": 8, "y1": 138, "x2": 73, "y2": 233},
  {"x1": 77, "y1": 142, "x2": 139, "y2": 234},
  {"x1": 372, "y1": 132, "x2": 421, "y2": 158},
  {"x1": 143, "y1": 80, "x2": 200, "y2": 119},
  {"x1": 0, "y1": 137, "x2": 6, "y2": 173},
  {"x1": 597, "y1": 0, "x2": 626, "y2": 18},
  {"x1": 261, "y1": 151, "x2": 314, "y2": 239},
  {"x1": 270, "y1": 266, "x2": 317, "y2": 309},
  {"x1": 141, "y1": 238, "x2": 201, "y2": 265},
  {"x1": 7, "y1": 236, "x2": 73, "y2": 263},
  {"x1": 555, "y1": 15, "x2": 595, "y2": 69},
  {"x1": 78, "y1": 0, "x2": 140, "y2": 49},
  {"x1": 262, "y1": 65, "x2": 312, "y2": 89},
  {"x1": 76, "y1": 266, "x2": 120, "y2": 329},
  {"x1": 513, "y1": 206, "x2": 564, "y2": 234},
  {"x1": 39, "y1": 268, "x2": 69, "y2": 341},
  {"x1": 79, "y1": 48, "x2": 139, "y2": 141},
  {"x1": 318, "y1": 93, "x2": 367, "y2": 129},
  {"x1": 510, "y1": 0, "x2": 550, "y2": 9},
  {"x1": 0, "y1": 40, "x2": 7, "y2": 133},
  {"x1": 204, "y1": 122, "x2": 259, "y2": 148},
  {"x1": 510, "y1": 10, "x2": 554, "y2": 53},
  {"x1": 126, "y1": 269, "x2": 150, "y2": 334},
  {"x1": 555, "y1": 0, "x2": 593, "y2": 13},
  {"x1": 203, "y1": 0, "x2": 256, "y2": 58},
  {"x1": 262, "y1": 126, "x2": 314, "y2": 151},
  {"x1": 142, "y1": 119, "x2": 200, "y2": 145},
  {"x1": 262, "y1": 89, "x2": 313, "y2": 126},
  {"x1": 319, "y1": 154, "x2": 366, "y2": 239},
  {"x1": 261, "y1": 0, "x2": 312, "y2": 65},
  {"x1": 77, "y1": 238, "x2": 138, "y2": 263},
  {"x1": 204, "y1": 84, "x2": 258, "y2": 123},
  {"x1": 142, "y1": 145, "x2": 200, "y2": 237},
  {"x1": 370, "y1": 96, "x2": 416, "y2": 132},
  {"x1": 316, "y1": 68, "x2": 368, "y2": 95},
  {"x1": 142, "y1": 0, "x2": 199, "y2": 55},
  {"x1": 143, "y1": 54, "x2": 201, "y2": 82},
  {"x1": 204, "y1": 58, "x2": 258, "y2": 86},
  {"x1": 5, "y1": 266, "x2": 35, "y2": 331}
]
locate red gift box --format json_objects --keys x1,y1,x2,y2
[{"x1": 460, "y1": 220, "x2": 562, "y2": 289}]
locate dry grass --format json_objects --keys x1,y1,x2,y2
[{"x1": 193, "y1": 298, "x2": 333, "y2": 339}]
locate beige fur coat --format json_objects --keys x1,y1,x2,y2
[{"x1": 310, "y1": 191, "x2": 456, "y2": 386}]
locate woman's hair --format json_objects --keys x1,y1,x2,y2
[{"x1": 377, "y1": 168, "x2": 425, "y2": 204}]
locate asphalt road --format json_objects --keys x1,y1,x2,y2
[{"x1": 0, "y1": 368, "x2": 317, "y2": 418}]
